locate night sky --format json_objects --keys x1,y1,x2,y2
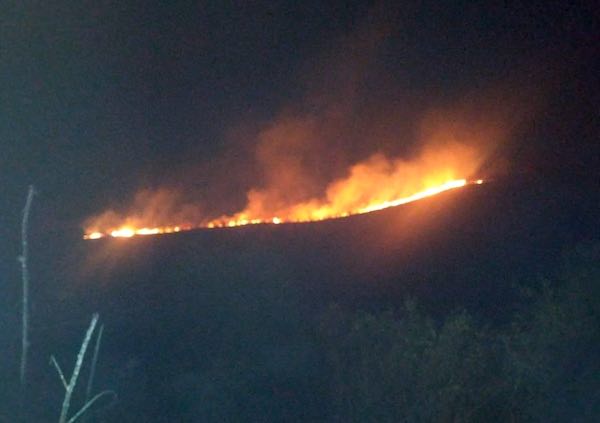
[
  {"x1": 2, "y1": 0, "x2": 597, "y2": 237},
  {"x1": 1, "y1": 2, "x2": 599, "y2": 421}
]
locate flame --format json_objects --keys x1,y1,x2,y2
[
  {"x1": 83, "y1": 130, "x2": 493, "y2": 240},
  {"x1": 80, "y1": 8, "x2": 537, "y2": 241},
  {"x1": 83, "y1": 177, "x2": 483, "y2": 239},
  {"x1": 83, "y1": 225, "x2": 186, "y2": 240}
]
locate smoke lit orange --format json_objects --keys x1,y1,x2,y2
[
  {"x1": 83, "y1": 134, "x2": 494, "y2": 241},
  {"x1": 83, "y1": 178, "x2": 484, "y2": 239}
]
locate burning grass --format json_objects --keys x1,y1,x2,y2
[{"x1": 84, "y1": 177, "x2": 484, "y2": 239}]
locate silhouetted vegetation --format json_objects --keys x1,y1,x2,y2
[
  {"x1": 108, "y1": 243, "x2": 597, "y2": 422},
  {"x1": 313, "y1": 244, "x2": 599, "y2": 422},
  {"x1": 3, "y1": 240, "x2": 598, "y2": 421}
]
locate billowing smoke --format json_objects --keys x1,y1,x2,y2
[
  {"x1": 82, "y1": 5, "x2": 543, "y2": 237},
  {"x1": 83, "y1": 188, "x2": 203, "y2": 236}
]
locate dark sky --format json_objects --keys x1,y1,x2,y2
[{"x1": 1, "y1": 0, "x2": 598, "y2": 237}]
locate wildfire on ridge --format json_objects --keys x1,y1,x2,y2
[{"x1": 83, "y1": 178, "x2": 484, "y2": 240}]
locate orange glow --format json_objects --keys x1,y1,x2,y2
[
  {"x1": 83, "y1": 225, "x2": 186, "y2": 239},
  {"x1": 82, "y1": 137, "x2": 492, "y2": 240},
  {"x1": 83, "y1": 178, "x2": 483, "y2": 239},
  {"x1": 357, "y1": 179, "x2": 467, "y2": 214},
  {"x1": 110, "y1": 228, "x2": 135, "y2": 238}
]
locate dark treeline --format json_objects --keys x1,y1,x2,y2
[
  {"x1": 1, "y1": 243, "x2": 598, "y2": 422},
  {"x1": 100, "y1": 244, "x2": 597, "y2": 422},
  {"x1": 315, "y1": 245, "x2": 599, "y2": 422}
]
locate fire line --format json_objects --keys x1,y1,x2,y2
[{"x1": 83, "y1": 179, "x2": 484, "y2": 240}]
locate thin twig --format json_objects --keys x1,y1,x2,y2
[
  {"x1": 67, "y1": 390, "x2": 116, "y2": 423},
  {"x1": 85, "y1": 324, "x2": 104, "y2": 403},
  {"x1": 50, "y1": 356, "x2": 68, "y2": 390},
  {"x1": 57, "y1": 313, "x2": 99, "y2": 423},
  {"x1": 82, "y1": 324, "x2": 104, "y2": 423},
  {"x1": 19, "y1": 185, "x2": 35, "y2": 387}
]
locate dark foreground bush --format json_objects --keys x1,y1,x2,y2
[{"x1": 316, "y1": 245, "x2": 599, "y2": 422}]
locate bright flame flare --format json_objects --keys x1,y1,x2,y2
[{"x1": 83, "y1": 178, "x2": 483, "y2": 239}]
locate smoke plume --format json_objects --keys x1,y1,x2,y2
[{"x1": 83, "y1": 5, "x2": 544, "y2": 236}]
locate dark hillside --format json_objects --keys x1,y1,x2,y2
[
  {"x1": 38, "y1": 174, "x2": 597, "y2": 316},
  {"x1": 1, "y1": 175, "x2": 597, "y2": 421}
]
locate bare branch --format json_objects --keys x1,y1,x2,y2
[
  {"x1": 58, "y1": 313, "x2": 99, "y2": 423},
  {"x1": 50, "y1": 356, "x2": 68, "y2": 390},
  {"x1": 85, "y1": 324, "x2": 104, "y2": 403},
  {"x1": 67, "y1": 390, "x2": 116, "y2": 423},
  {"x1": 19, "y1": 185, "x2": 35, "y2": 387}
]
